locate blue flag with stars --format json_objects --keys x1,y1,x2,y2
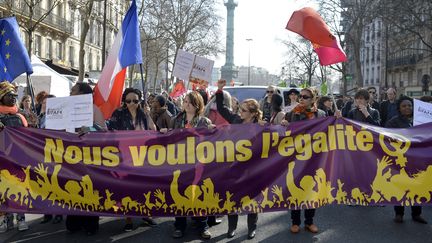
[{"x1": 0, "y1": 17, "x2": 33, "y2": 83}]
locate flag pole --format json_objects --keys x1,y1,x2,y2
[
  {"x1": 26, "y1": 74, "x2": 36, "y2": 114},
  {"x1": 139, "y1": 63, "x2": 147, "y2": 103}
]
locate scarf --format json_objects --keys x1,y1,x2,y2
[
  {"x1": 292, "y1": 104, "x2": 318, "y2": 120},
  {"x1": 0, "y1": 105, "x2": 28, "y2": 127}
]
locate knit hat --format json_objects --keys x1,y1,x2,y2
[{"x1": 0, "y1": 81, "x2": 17, "y2": 100}]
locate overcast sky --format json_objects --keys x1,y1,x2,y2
[{"x1": 214, "y1": 0, "x2": 318, "y2": 75}]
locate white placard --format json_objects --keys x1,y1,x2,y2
[
  {"x1": 191, "y1": 55, "x2": 214, "y2": 82},
  {"x1": 414, "y1": 99, "x2": 432, "y2": 126},
  {"x1": 45, "y1": 94, "x2": 94, "y2": 130},
  {"x1": 172, "y1": 49, "x2": 195, "y2": 81}
]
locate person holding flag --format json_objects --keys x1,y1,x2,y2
[
  {"x1": 0, "y1": 16, "x2": 33, "y2": 234},
  {"x1": 93, "y1": 0, "x2": 143, "y2": 119}
]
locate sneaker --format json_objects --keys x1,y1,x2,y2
[
  {"x1": 17, "y1": 219, "x2": 29, "y2": 231},
  {"x1": 124, "y1": 223, "x2": 133, "y2": 232},
  {"x1": 201, "y1": 229, "x2": 212, "y2": 239},
  {"x1": 142, "y1": 217, "x2": 157, "y2": 227},
  {"x1": 0, "y1": 216, "x2": 8, "y2": 233}
]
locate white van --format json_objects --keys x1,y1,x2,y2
[{"x1": 223, "y1": 86, "x2": 302, "y2": 107}]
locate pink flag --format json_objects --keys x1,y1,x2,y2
[{"x1": 286, "y1": 7, "x2": 347, "y2": 66}]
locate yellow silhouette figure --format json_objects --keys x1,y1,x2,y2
[
  {"x1": 350, "y1": 188, "x2": 369, "y2": 205},
  {"x1": 201, "y1": 178, "x2": 222, "y2": 214},
  {"x1": 0, "y1": 167, "x2": 31, "y2": 207},
  {"x1": 221, "y1": 191, "x2": 236, "y2": 213},
  {"x1": 153, "y1": 189, "x2": 168, "y2": 212},
  {"x1": 80, "y1": 175, "x2": 102, "y2": 211},
  {"x1": 314, "y1": 169, "x2": 335, "y2": 206},
  {"x1": 170, "y1": 170, "x2": 205, "y2": 215},
  {"x1": 29, "y1": 164, "x2": 52, "y2": 203},
  {"x1": 369, "y1": 156, "x2": 407, "y2": 204},
  {"x1": 103, "y1": 189, "x2": 118, "y2": 212},
  {"x1": 335, "y1": 179, "x2": 348, "y2": 204},
  {"x1": 121, "y1": 196, "x2": 140, "y2": 213},
  {"x1": 260, "y1": 188, "x2": 274, "y2": 209},
  {"x1": 240, "y1": 196, "x2": 260, "y2": 213},
  {"x1": 403, "y1": 166, "x2": 432, "y2": 205},
  {"x1": 286, "y1": 161, "x2": 318, "y2": 209},
  {"x1": 271, "y1": 185, "x2": 285, "y2": 207},
  {"x1": 144, "y1": 191, "x2": 155, "y2": 211}
]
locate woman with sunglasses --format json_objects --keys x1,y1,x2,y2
[
  {"x1": 107, "y1": 88, "x2": 157, "y2": 231},
  {"x1": 160, "y1": 91, "x2": 213, "y2": 240},
  {"x1": 281, "y1": 88, "x2": 326, "y2": 234},
  {"x1": 215, "y1": 80, "x2": 264, "y2": 240},
  {"x1": 108, "y1": 88, "x2": 156, "y2": 132}
]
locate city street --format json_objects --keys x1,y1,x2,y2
[{"x1": 1, "y1": 205, "x2": 432, "y2": 243}]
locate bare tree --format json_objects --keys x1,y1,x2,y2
[
  {"x1": 68, "y1": 0, "x2": 96, "y2": 82},
  {"x1": 3, "y1": 0, "x2": 62, "y2": 56},
  {"x1": 377, "y1": 0, "x2": 432, "y2": 55},
  {"x1": 145, "y1": 0, "x2": 223, "y2": 80},
  {"x1": 283, "y1": 38, "x2": 320, "y2": 86},
  {"x1": 317, "y1": 1, "x2": 349, "y2": 94},
  {"x1": 318, "y1": 0, "x2": 379, "y2": 90}
]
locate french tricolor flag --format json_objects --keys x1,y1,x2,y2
[{"x1": 94, "y1": 0, "x2": 142, "y2": 119}]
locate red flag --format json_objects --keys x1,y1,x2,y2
[
  {"x1": 286, "y1": 7, "x2": 347, "y2": 66},
  {"x1": 169, "y1": 80, "x2": 187, "y2": 98}
]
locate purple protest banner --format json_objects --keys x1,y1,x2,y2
[{"x1": 1, "y1": 117, "x2": 431, "y2": 217}]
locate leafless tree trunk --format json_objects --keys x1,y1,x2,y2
[
  {"x1": 3, "y1": 0, "x2": 62, "y2": 56},
  {"x1": 77, "y1": 0, "x2": 95, "y2": 82}
]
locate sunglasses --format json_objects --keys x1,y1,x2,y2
[
  {"x1": 299, "y1": 95, "x2": 311, "y2": 100},
  {"x1": 266, "y1": 90, "x2": 274, "y2": 94},
  {"x1": 368, "y1": 91, "x2": 376, "y2": 94},
  {"x1": 125, "y1": 99, "x2": 139, "y2": 104}
]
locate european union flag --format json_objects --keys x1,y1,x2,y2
[{"x1": 0, "y1": 17, "x2": 33, "y2": 83}]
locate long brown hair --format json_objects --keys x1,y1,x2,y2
[
  {"x1": 242, "y1": 99, "x2": 263, "y2": 121},
  {"x1": 185, "y1": 91, "x2": 205, "y2": 116}
]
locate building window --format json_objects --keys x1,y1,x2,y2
[
  {"x1": 46, "y1": 39, "x2": 52, "y2": 59},
  {"x1": 97, "y1": 55, "x2": 100, "y2": 70},
  {"x1": 35, "y1": 35, "x2": 41, "y2": 56},
  {"x1": 56, "y1": 42, "x2": 63, "y2": 60},
  {"x1": 69, "y1": 46, "x2": 75, "y2": 67},
  {"x1": 88, "y1": 52, "x2": 93, "y2": 70},
  {"x1": 417, "y1": 69, "x2": 422, "y2": 86}
]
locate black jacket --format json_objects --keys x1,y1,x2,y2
[
  {"x1": 385, "y1": 115, "x2": 412, "y2": 129},
  {"x1": 347, "y1": 106, "x2": 381, "y2": 126}
]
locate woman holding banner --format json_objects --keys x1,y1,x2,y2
[
  {"x1": 107, "y1": 87, "x2": 157, "y2": 231},
  {"x1": 0, "y1": 82, "x2": 29, "y2": 233},
  {"x1": 160, "y1": 91, "x2": 213, "y2": 240},
  {"x1": 281, "y1": 87, "x2": 326, "y2": 234},
  {"x1": 215, "y1": 79, "x2": 264, "y2": 240},
  {"x1": 385, "y1": 96, "x2": 427, "y2": 224}
]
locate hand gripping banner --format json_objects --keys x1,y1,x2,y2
[{"x1": 1, "y1": 117, "x2": 431, "y2": 217}]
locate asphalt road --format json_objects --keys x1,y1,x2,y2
[{"x1": 1, "y1": 205, "x2": 432, "y2": 243}]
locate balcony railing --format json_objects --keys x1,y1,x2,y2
[
  {"x1": 7, "y1": 2, "x2": 72, "y2": 35},
  {"x1": 387, "y1": 54, "x2": 423, "y2": 68}
]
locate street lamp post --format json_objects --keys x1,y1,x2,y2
[{"x1": 246, "y1": 38, "x2": 253, "y2": 86}]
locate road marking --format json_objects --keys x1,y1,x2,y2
[
  {"x1": 9, "y1": 230, "x2": 67, "y2": 243},
  {"x1": 110, "y1": 227, "x2": 150, "y2": 242}
]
